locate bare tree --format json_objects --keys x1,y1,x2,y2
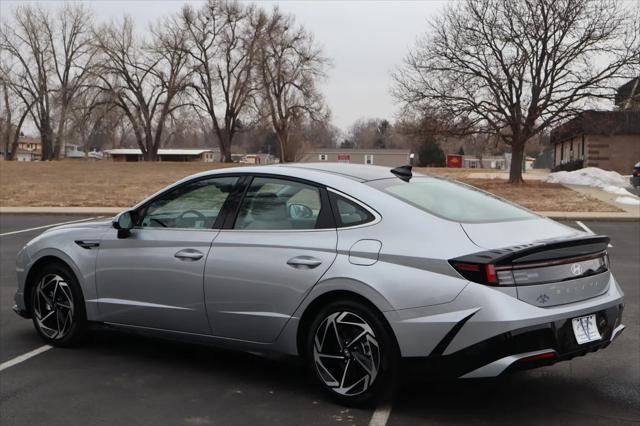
[
  {"x1": 93, "y1": 16, "x2": 191, "y2": 160},
  {"x1": 0, "y1": 71, "x2": 34, "y2": 160},
  {"x1": 182, "y1": 0, "x2": 265, "y2": 162},
  {"x1": 393, "y1": 0, "x2": 640, "y2": 182},
  {"x1": 0, "y1": 4, "x2": 95, "y2": 160},
  {"x1": 257, "y1": 8, "x2": 329, "y2": 162}
]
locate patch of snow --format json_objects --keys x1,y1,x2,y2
[
  {"x1": 546, "y1": 167, "x2": 629, "y2": 189},
  {"x1": 615, "y1": 196, "x2": 640, "y2": 206},
  {"x1": 601, "y1": 185, "x2": 637, "y2": 197}
]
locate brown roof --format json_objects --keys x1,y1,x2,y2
[{"x1": 550, "y1": 110, "x2": 640, "y2": 144}]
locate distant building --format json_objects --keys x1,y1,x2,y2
[
  {"x1": 299, "y1": 148, "x2": 411, "y2": 167},
  {"x1": 238, "y1": 153, "x2": 277, "y2": 165},
  {"x1": 550, "y1": 110, "x2": 640, "y2": 174},
  {"x1": 550, "y1": 78, "x2": 640, "y2": 174},
  {"x1": 15, "y1": 137, "x2": 42, "y2": 161},
  {"x1": 64, "y1": 144, "x2": 104, "y2": 160},
  {"x1": 105, "y1": 148, "x2": 218, "y2": 162}
]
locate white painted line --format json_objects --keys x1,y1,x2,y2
[
  {"x1": 369, "y1": 404, "x2": 392, "y2": 426},
  {"x1": 575, "y1": 221, "x2": 594, "y2": 234},
  {"x1": 575, "y1": 221, "x2": 613, "y2": 247},
  {"x1": 0, "y1": 216, "x2": 103, "y2": 237},
  {"x1": 0, "y1": 345, "x2": 52, "y2": 372}
]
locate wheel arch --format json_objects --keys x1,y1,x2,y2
[
  {"x1": 295, "y1": 288, "x2": 398, "y2": 358},
  {"x1": 24, "y1": 253, "x2": 84, "y2": 315}
]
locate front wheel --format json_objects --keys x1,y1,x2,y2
[
  {"x1": 306, "y1": 300, "x2": 399, "y2": 406},
  {"x1": 30, "y1": 263, "x2": 87, "y2": 347}
]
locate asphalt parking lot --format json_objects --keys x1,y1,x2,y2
[{"x1": 0, "y1": 215, "x2": 638, "y2": 425}]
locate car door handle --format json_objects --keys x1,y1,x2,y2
[
  {"x1": 174, "y1": 249, "x2": 204, "y2": 261},
  {"x1": 287, "y1": 256, "x2": 322, "y2": 269}
]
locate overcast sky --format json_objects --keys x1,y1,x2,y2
[{"x1": 1, "y1": 0, "x2": 447, "y2": 132}]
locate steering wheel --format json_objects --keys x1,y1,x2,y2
[{"x1": 177, "y1": 209, "x2": 207, "y2": 222}]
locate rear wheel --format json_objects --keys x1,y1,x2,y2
[
  {"x1": 31, "y1": 263, "x2": 87, "y2": 347},
  {"x1": 305, "y1": 300, "x2": 399, "y2": 406}
]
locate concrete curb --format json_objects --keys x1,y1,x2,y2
[
  {"x1": 538, "y1": 212, "x2": 639, "y2": 222},
  {"x1": 1, "y1": 207, "x2": 638, "y2": 221}
]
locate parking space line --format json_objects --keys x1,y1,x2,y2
[
  {"x1": 575, "y1": 221, "x2": 613, "y2": 247},
  {"x1": 0, "y1": 345, "x2": 52, "y2": 372},
  {"x1": 369, "y1": 404, "x2": 392, "y2": 426},
  {"x1": 0, "y1": 217, "x2": 103, "y2": 237}
]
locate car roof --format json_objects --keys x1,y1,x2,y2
[
  {"x1": 278, "y1": 162, "x2": 427, "y2": 182},
  {"x1": 188, "y1": 162, "x2": 424, "y2": 183}
]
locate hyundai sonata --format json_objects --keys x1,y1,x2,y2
[{"x1": 13, "y1": 163, "x2": 625, "y2": 405}]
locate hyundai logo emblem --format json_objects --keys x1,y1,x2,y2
[
  {"x1": 570, "y1": 263, "x2": 583, "y2": 276},
  {"x1": 536, "y1": 294, "x2": 550, "y2": 304}
]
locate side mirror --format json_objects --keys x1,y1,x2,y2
[
  {"x1": 113, "y1": 210, "x2": 134, "y2": 238},
  {"x1": 288, "y1": 203, "x2": 313, "y2": 220}
]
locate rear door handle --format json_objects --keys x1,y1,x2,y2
[
  {"x1": 174, "y1": 249, "x2": 204, "y2": 261},
  {"x1": 287, "y1": 256, "x2": 322, "y2": 269}
]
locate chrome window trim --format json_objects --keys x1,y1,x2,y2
[{"x1": 327, "y1": 187, "x2": 382, "y2": 230}]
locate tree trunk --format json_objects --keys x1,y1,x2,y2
[
  {"x1": 2, "y1": 82, "x2": 11, "y2": 160},
  {"x1": 53, "y1": 107, "x2": 68, "y2": 160},
  {"x1": 40, "y1": 118, "x2": 55, "y2": 161},
  {"x1": 509, "y1": 140, "x2": 525, "y2": 183},
  {"x1": 276, "y1": 130, "x2": 289, "y2": 163},
  {"x1": 9, "y1": 107, "x2": 30, "y2": 161}
]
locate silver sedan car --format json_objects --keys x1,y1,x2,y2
[{"x1": 13, "y1": 163, "x2": 625, "y2": 405}]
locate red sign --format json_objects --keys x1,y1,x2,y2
[
  {"x1": 337, "y1": 154, "x2": 351, "y2": 163},
  {"x1": 447, "y1": 154, "x2": 463, "y2": 168}
]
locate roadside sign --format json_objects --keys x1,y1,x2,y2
[{"x1": 447, "y1": 154, "x2": 463, "y2": 168}]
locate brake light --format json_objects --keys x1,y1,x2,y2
[
  {"x1": 485, "y1": 264, "x2": 498, "y2": 284},
  {"x1": 452, "y1": 262, "x2": 499, "y2": 285},
  {"x1": 454, "y1": 263, "x2": 481, "y2": 272}
]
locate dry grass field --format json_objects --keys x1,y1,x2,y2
[{"x1": 0, "y1": 161, "x2": 621, "y2": 212}]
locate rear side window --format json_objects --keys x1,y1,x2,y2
[
  {"x1": 367, "y1": 177, "x2": 536, "y2": 223},
  {"x1": 331, "y1": 194, "x2": 375, "y2": 227}
]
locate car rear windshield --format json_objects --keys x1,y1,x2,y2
[{"x1": 367, "y1": 177, "x2": 537, "y2": 223}]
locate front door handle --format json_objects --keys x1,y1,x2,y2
[
  {"x1": 174, "y1": 249, "x2": 204, "y2": 261},
  {"x1": 287, "y1": 256, "x2": 322, "y2": 269}
]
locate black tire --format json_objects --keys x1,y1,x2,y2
[
  {"x1": 305, "y1": 299, "x2": 399, "y2": 406},
  {"x1": 30, "y1": 262, "x2": 87, "y2": 347}
]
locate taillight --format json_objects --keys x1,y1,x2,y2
[
  {"x1": 452, "y1": 262, "x2": 501, "y2": 285},
  {"x1": 485, "y1": 264, "x2": 498, "y2": 284}
]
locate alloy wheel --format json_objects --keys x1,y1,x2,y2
[
  {"x1": 33, "y1": 274, "x2": 75, "y2": 340},
  {"x1": 313, "y1": 311, "x2": 380, "y2": 396}
]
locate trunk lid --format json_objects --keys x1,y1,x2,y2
[
  {"x1": 453, "y1": 220, "x2": 611, "y2": 307},
  {"x1": 460, "y1": 217, "x2": 582, "y2": 249}
]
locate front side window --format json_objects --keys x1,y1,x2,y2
[
  {"x1": 368, "y1": 177, "x2": 536, "y2": 223},
  {"x1": 234, "y1": 177, "x2": 323, "y2": 230},
  {"x1": 141, "y1": 177, "x2": 238, "y2": 229}
]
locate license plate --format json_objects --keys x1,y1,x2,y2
[{"x1": 572, "y1": 314, "x2": 601, "y2": 344}]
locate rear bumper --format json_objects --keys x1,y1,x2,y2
[{"x1": 404, "y1": 303, "x2": 624, "y2": 379}]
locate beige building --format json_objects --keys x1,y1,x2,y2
[
  {"x1": 550, "y1": 110, "x2": 640, "y2": 174},
  {"x1": 12, "y1": 137, "x2": 42, "y2": 161},
  {"x1": 551, "y1": 79, "x2": 640, "y2": 174},
  {"x1": 299, "y1": 148, "x2": 411, "y2": 167}
]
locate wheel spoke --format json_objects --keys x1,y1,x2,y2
[
  {"x1": 317, "y1": 354, "x2": 345, "y2": 360},
  {"x1": 339, "y1": 359, "x2": 351, "y2": 388}
]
